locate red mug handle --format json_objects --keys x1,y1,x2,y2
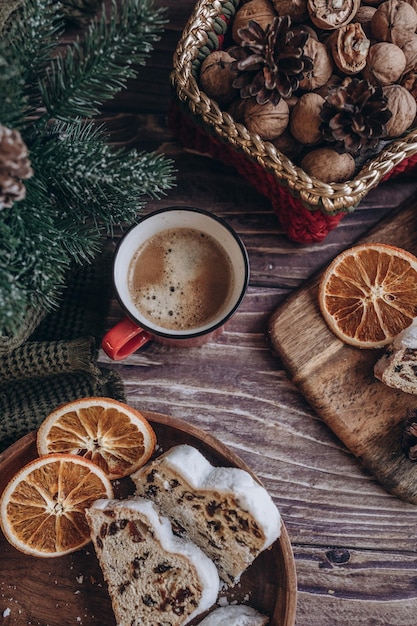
[{"x1": 101, "y1": 316, "x2": 153, "y2": 360}]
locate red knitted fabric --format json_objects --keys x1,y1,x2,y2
[{"x1": 168, "y1": 102, "x2": 417, "y2": 243}]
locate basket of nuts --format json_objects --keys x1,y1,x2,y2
[{"x1": 169, "y1": 0, "x2": 417, "y2": 243}]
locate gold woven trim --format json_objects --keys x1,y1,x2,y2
[{"x1": 171, "y1": 0, "x2": 417, "y2": 214}]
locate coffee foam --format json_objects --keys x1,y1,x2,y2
[{"x1": 128, "y1": 228, "x2": 234, "y2": 331}]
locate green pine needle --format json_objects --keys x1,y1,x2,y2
[
  {"x1": 0, "y1": 178, "x2": 71, "y2": 334},
  {"x1": 0, "y1": 0, "x2": 64, "y2": 128},
  {"x1": 0, "y1": 0, "x2": 175, "y2": 338},
  {"x1": 39, "y1": 0, "x2": 167, "y2": 123},
  {"x1": 29, "y1": 119, "x2": 175, "y2": 236}
]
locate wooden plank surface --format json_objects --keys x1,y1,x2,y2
[
  {"x1": 17, "y1": 1, "x2": 417, "y2": 625},
  {"x1": 268, "y1": 201, "x2": 417, "y2": 504},
  {"x1": 98, "y1": 178, "x2": 417, "y2": 626}
]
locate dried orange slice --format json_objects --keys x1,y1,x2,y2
[
  {"x1": 0, "y1": 453, "x2": 113, "y2": 557},
  {"x1": 318, "y1": 243, "x2": 417, "y2": 348},
  {"x1": 37, "y1": 397, "x2": 156, "y2": 480}
]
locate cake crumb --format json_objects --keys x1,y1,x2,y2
[{"x1": 3, "y1": 607, "x2": 11, "y2": 617}]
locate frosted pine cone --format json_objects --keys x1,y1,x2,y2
[
  {"x1": 0, "y1": 125, "x2": 33, "y2": 209},
  {"x1": 229, "y1": 16, "x2": 313, "y2": 105},
  {"x1": 320, "y1": 78, "x2": 392, "y2": 156}
]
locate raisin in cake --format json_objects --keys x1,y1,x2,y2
[
  {"x1": 374, "y1": 318, "x2": 417, "y2": 394},
  {"x1": 85, "y1": 497, "x2": 219, "y2": 626},
  {"x1": 198, "y1": 605, "x2": 269, "y2": 625},
  {"x1": 131, "y1": 444, "x2": 281, "y2": 584}
]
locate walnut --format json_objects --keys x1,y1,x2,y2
[
  {"x1": 371, "y1": 0, "x2": 417, "y2": 47},
  {"x1": 363, "y1": 42, "x2": 406, "y2": 85},
  {"x1": 232, "y1": 0, "x2": 277, "y2": 44},
  {"x1": 300, "y1": 147, "x2": 356, "y2": 182},
  {"x1": 290, "y1": 92, "x2": 325, "y2": 144},
  {"x1": 284, "y1": 95, "x2": 300, "y2": 109},
  {"x1": 307, "y1": 0, "x2": 361, "y2": 30},
  {"x1": 298, "y1": 38, "x2": 333, "y2": 90},
  {"x1": 404, "y1": 0, "x2": 417, "y2": 12},
  {"x1": 199, "y1": 51, "x2": 238, "y2": 107},
  {"x1": 291, "y1": 23, "x2": 319, "y2": 40},
  {"x1": 243, "y1": 97, "x2": 290, "y2": 139},
  {"x1": 382, "y1": 83, "x2": 417, "y2": 135},
  {"x1": 272, "y1": 0, "x2": 309, "y2": 22},
  {"x1": 401, "y1": 69, "x2": 417, "y2": 99},
  {"x1": 352, "y1": 5, "x2": 377, "y2": 38},
  {"x1": 400, "y1": 34, "x2": 417, "y2": 72},
  {"x1": 313, "y1": 74, "x2": 343, "y2": 98},
  {"x1": 329, "y1": 22, "x2": 370, "y2": 75},
  {"x1": 227, "y1": 97, "x2": 247, "y2": 123},
  {"x1": 271, "y1": 130, "x2": 304, "y2": 159}
]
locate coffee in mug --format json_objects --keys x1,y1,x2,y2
[
  {"x1": 127, "y1": 227, "x2": 235, "y2": 332},
  {"x1": 101, "y1": 206, "x2": 249, "y2": 360}
]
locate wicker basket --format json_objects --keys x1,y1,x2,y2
[{"x1": 169, "y1": 0, "x2": 417, "y2": 243}]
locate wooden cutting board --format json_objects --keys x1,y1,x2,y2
[{"x1": 268, "y1": 197, "x2": 417, "y2": 505}]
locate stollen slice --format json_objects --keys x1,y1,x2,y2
[
  {"x1": 86, "y1": 497, "x2": 220, "y2": 626},
  {"x1": 131, "y1": 444, "x2": 281, "y2": 584}
]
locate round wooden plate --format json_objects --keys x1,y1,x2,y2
[{"x1": 0, "y1": 411, "x2": 297, "y2": 626}]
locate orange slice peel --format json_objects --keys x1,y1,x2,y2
[
  {"x1": 318, "y1": 243, "x2": 417, "y2": 348},
  {"x1": 36, "y1": 397, "x2": 156, "y2": 480},
  {"x1": 0, "y1": 453, "x2": 113, "y2": 557}
]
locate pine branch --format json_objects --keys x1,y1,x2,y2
[
  {"x1": 39, "y1": 0, "x2": 167, "y2": 123},
  {"x1": 0, "y1": 264, "x2": 29, "y2": 337},
  {"x1": 30, "y1": 119, "x2": 175, "y2": 240},
  {"x1": 0, "y1": 55, "x2": 23, "y2": 128},
  {"x1": 0, "y1": 0, "x2": 176, "y2": 337},
  {"x1": 0, "y1": 0, "x2": 64, "y2": 128},
  {"x1": 0, "y1": 178, "x2": 72, "y2": 335}
]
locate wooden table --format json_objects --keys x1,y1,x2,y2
[{"x1": 97, "y1": 2, "x2": 417, "y2": 624}]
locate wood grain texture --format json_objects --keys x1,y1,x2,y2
[
  {"x1": 3, "y1": 1, "x2": 417, "y2": 624},
  {"x1": 268, "y1": 201, "x2": 417, "y2": 504},
  {"x1": 96, "y1": 84, "x2": 417, "y2": 626}
]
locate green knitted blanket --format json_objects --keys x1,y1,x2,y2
[{"x1": 0, "y1": 248, "x2": 125, "y2": 452}]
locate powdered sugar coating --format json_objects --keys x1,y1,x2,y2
[
  {"x1": 158, "y1": 444, "x2": 281, "y2": 551},
  {"x1": 393, "y1": 317, "x2": 417, "y2": 349},
  {"x1": 89, "y1": 497, "x2": 220, "y2": 623},
  {"x1": 198, "y1": 605, "x2": 269, "y2": 625}
]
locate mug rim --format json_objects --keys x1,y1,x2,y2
[{"x1": 112, "y1": 206, "x2": 250, "y2": 339}]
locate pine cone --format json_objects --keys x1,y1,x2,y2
[
  {"x1": 320, "y1": 78, "x2": 393, "y2": 156},
  {"x1": 0, "y1": 125, "x2": 33, "y2": 209},
  {"x1": 229, "y1": 16, "x2": 313, "y2": 106}
]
